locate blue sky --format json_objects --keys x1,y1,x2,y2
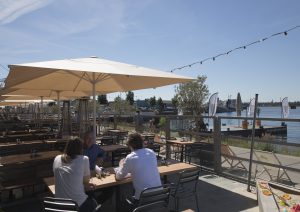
[{"x1": 0, "y1": 0, "x2": 299, "y2": 102}]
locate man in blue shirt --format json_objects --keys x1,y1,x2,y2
[
  {"x1": 83, "y1": 131, "x2": 105, "y2": 171},
  {"x1": 83, "y1": 131, "x2": 113, "y2": 205}
]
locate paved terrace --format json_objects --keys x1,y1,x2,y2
[{"x1": 3, "y1": 171, "x2": 258, "y2": 212}]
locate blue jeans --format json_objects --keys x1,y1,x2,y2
[{"x1": 79, "y1": 196, "x2": 97, "y2": 212}]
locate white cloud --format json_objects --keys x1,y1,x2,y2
[{"x1": 0, "y1": 0, "x2": 53, "y2": 25}]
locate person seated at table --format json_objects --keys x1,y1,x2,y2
[
  {"x1": 83, "y1": 131, "x2": 106, "y2": 171},
  {"x1": 83, "y1": 130, "x2": 112, "y2": 204},
  {"x1": 53, "y1": 138, "x2": 97, "y2": 212},
  {"x1": 115, "y1": 133, "x2": 162, "y2": 201}
]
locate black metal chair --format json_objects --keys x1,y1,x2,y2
[
  {"x1": 170, "y1": 169, "x2": 200, "y2": 212},
  {"x1": 43, "y1": 197, "x2": 79, "y2": 212},
  {"x1": 43, "y1": 197, "x2": 102, "y2": 212},
  {"x1": 118, "y1": 131, "x2": 128, "y2": 145},
  {"x1": 185, "y1": 143, "x2": 203, "y2": 164},
  {"x1": 99, "y1": 136, "x2": 114, "y2": 145},
  {"x1": 112, "y1": 148, "x2": 131, "y2": 166},
  {"x1": 149, "y1": 144, "x2": 161, "y2": 159},
  {"x1": 127, "y1": 184, "x2": 171, "y2": 212}
]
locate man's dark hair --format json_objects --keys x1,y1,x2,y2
[
  {"x1": 64, "y1": 138, "x2": 83, "y2": 159},
  {"x1": 83, "y1": 130, "x2": 93, "y2": 141},
  {"x1": 127, "y1": 133, "x2": 144, "y2": 150}
]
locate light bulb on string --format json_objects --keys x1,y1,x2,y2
[{"x1": 169, "y1": 25, "x2": 299, "y2": 73}]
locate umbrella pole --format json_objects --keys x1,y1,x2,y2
[
  {"x1": 40, "y1": 96, "x2": 44, "y2": 128},
  {"x1": 247, "y1": 94, "x2": 258, "y2": 192},
  {"x1": 56, "y1": 91, "x2": 61, "y2": 135},
  {"x1": 92, "y1": 73, "x2": 96, "y2": 142}
]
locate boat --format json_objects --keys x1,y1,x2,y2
[{"x1": 291, "y1": 105, "x2": 296, "y2": 109}]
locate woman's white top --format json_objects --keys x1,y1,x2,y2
[{"x1": 53, "y1": 155, "x2": 90, "y2": 206}]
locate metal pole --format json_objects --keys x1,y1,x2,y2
[
  {"x1": 213, "y1": 117, "x2": 221, "y2": 174},
  {"x1": 40, "y1": 96, "x2": 44, "y2": 128},
  {"x1": 56, "y1": 91, "x2": 61, "y2": 134},
  {"x1": 247, "y1": 94, "x2": 258, "y2": 192},
  {"x1": 92, "y1": 73, "x2": 97, "y2": 142}
]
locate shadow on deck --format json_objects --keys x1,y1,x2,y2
[{"x1": 2, "y1": 171, "x2": 258, "y2": 212}]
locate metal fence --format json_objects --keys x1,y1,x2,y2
[{"x1": 3, "y1": 110, "x2": 300, "y2": 188}]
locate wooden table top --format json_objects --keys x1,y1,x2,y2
[
  {"x1": 141, "y1": 133, "x2": 155, "y2": 137},
  {"x1": 0, "y1": 140, "x2": 44, "y2": 147},
  {"x1": 3, "y1": 132, "x2": 55, "y2": 137},
  {"x1": 166, "y1": 140, "x2": 194, "y2": 145},
  {"x1": 108, "y1": 129, "x2": 128, "y2": 133},
  {"x1": 0, "y1": 139, "x2": 66, "y2": 147},
  {"x1": 0, "y1": 150, "x2": 61, "y2": 165},
  {"x1": 100, "y1": 144, "x2": 128, "y2": 152},
  {"x1": 44, "y1": 162, "x2": 197, "y2": 194},
  {"x1": 97, "y1": 136, "x2": 113, "y2": 140}
]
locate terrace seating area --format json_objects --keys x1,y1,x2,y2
[
  {"x1": 1, "y1": 114, "x2": 300, "y2": 212},
  {"x1": 3, "y1": 170, "x2": 259, "y2": 212}
]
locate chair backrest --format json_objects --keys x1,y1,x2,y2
[
  {"x1": 221, "y1": 144, "x2": 234, "y2": 156},
  {"x1": 149, "y1": 144, "x2": 160, "y2": 157},
  {"x1": 100, "y1": 137, "x2": 114, "y2": 145},
  {"x1": 112, "y1": 148, "x2": 131, "y2": 166},
  {"x1": 133, "y1": 201, "x2": 168, "y2": 212},
  {"x1": 175, "y1": 169, "x2": 200, "y2": 194},
  {"x1": 43, "y1": 197, "x2": 79, "y2": 212},
  {"x1": 137, "y1": 184, "x2": 171, "y2": 209}
]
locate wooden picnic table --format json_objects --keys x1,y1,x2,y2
[
  {"x1": 44, "y1": 162, "x2": 197, "y2": 194},
  {"x1": 0, "y1": 132, "x2": 57, "y2": 143},
  {"x1": 0, "y1": 150, "x2": 61, "y2": 166},
  {"x1": 108, "y1": 129, "x2": 128, "y2": 134},
  {"x1": 108, "y1": 130, "x2": 128, "y2": 144},
  {"x1": 0, "y1": 140, "x2": 67, "y2": 156},
  {"x1": 141, "y1": 133, "x2": 155, "y2": 139},
  {"x1": 167, "y1": 139, "x2": 194, "y2": 162},
  {"x1": 96, "y1": 136, "x2": 114, "y2": 145},
  {"x1": 100, "y1": 144, "x2": 128, "y2": 153},
  {"x1": 0, "y1": 140, "x2": 43, "y2": 147}
]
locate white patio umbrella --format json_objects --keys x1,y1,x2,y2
[
  {"x1": 0, "y1": 101, "x2": 31, "y2": 107},
  {"x1": 5, "y1": 57, "x2": 194, "y2": 140},
  {"x1": 0, "y1": 87, "x2": 108, "y2": 131}
]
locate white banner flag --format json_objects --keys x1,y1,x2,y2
[
  {"x1": 282, "y1": 97, "x2": 289, "y2": 118},
  {"x1": 208, "y1": 93, "x2": 218, "y2": 117},
  {"x1": 247, "y1": 98, "x2": 255, "y2": 117}
]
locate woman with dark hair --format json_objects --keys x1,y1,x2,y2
[{"x1": 53, "y1": 138, "x2": 97, "y2": 212}]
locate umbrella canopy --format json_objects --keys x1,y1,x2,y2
[
  {"x1": 0, "y1": 87, "x2": 109, "y2": 132},
  {"x1": 5, "y1": 57, "x2": 194, "y2": 139},
  {"x1": 5, "y1": 57, "x2": 193, "y2": 91},
  {"x1": 0, "y1": 101, "x2": 30, "y2": 107},
  {"x1": 0, "y1": 95, "x2": 57, "y2": 101},
  {"x1": 0, "y1": 88, "x2": 105, "y2": 99}
]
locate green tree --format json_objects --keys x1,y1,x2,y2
[
  {"x1": 174, "y1": 75, "x2": 209, "y2": 132},
  {"x1": 171, "y1": 95, "x2": 178, "y2": 109},
  {"x1": 126, "y1": 91, "x2": 134, "y2": 105},
  {"x1": 157, "y1": 97, "x2": 164, "y2": 113},
  {"x1": 112, "y1": 96, "x2": 134, "y2": 115},
  {"x1": 97, "y1": 95, "x2": 108, "y2": 105},
  {"x1": 144, "y1": 98, "x2": 150, "y2": 108},
  {"x1": 149, "y1": 96, "x2": 156, "y2": 108},
  {"x1": 174, "y1": 75, "x2": 209, "y2": 115}
]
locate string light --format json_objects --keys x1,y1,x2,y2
[{"x1": 170, "y1": 25, "x2": 300, "y2": 72}]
